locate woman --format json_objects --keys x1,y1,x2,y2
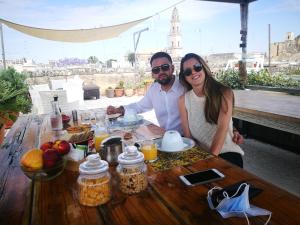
[{"x1": 178, "y1": 53, "x2": 244, "y2": 168}]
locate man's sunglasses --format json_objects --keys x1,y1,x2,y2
[
  {"x1": 151, "y1": 64, "x2": 171, "y2": 74},
  {"x1": 183, "y1": 63, "x2": 203, "y2": 77}
]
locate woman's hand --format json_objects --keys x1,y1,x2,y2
[{"x1": 232, "y1": 130, "x2": 244, "y2": 145}]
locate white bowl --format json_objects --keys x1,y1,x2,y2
[{"x1": 161, "y1": 130, "x2": 187, "y2": 152}]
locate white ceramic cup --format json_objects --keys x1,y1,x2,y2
[
  {"x1": 123, "y1": 108, "x2": 138, "y2": 122},
  {"x1": 161, "y1": 130, "x2": 186, "y2": 151}
]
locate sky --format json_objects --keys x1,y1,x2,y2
[{"x1": 0, "y1": 0, "x2": 299, "y2": 64}]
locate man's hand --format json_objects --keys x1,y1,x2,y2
[
  {"x1": 232, "y1": 130, "x2": 244, "y2": 145},
  {"x1": 106, "y1": 106, "x2": 124, "y2": 115},
  {"x1": 107, "y1": 105, "x2": 117, "y2": 115}
]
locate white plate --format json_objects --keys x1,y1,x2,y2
[
  {"x1": 117, "y1": 115, "x2": 144, "y2": 126},
  {"x1": 154, "y1": 137, "x2": 195, "y2": 152}
]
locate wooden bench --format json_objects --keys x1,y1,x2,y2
[
  {"x1": 233, "y1": 107, "x2": 300, "y2": 136},
  {"x1": 234, "y1": 90, "x2": 300, "y2": 135}
]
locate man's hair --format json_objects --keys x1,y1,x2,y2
[{"x1": 150, "y1": 52, "x2": 172, "y2": 65}]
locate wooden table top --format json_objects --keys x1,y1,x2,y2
[
  {"x1": 233, "y1": 90, "x2": 300, "y2": 135},
  {"x1": 1, "y1": 113, "x2": 300, "y2": 225}
]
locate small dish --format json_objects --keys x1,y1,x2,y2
[
  {"x1": 117, "y1": 115, "x2": 144, "y2": 126},
  {"x1": 154, "y1": 137, "x2": 195, "y2": 152}
]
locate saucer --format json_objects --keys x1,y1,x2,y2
[{"x1": 154, "y1": 137, "x2": 195, "y2": 152}]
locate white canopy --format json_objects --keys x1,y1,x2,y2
[{"x1": 0, "y1": 17, "x2": 150, "y2": 43}]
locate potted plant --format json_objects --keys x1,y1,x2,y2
[
  {"x1": 114, "y1": 81, "x2": 124, "y2": 97},
  {"x1": 105, "y1": 86, "x2": 115, "y2": 98},
  {"x1": 143, "y1": 79, "x2": 153, "y2": 92},
  {"x1": 124, "y1": 83, "x2": 135, "y2": 97},
  {"x1": 0, "y1": 68, "x2": 32, "y2": 144},
  {"x1": 136, "y1": 83, "x2": 145, "y2": 96}
]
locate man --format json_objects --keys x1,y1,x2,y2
[{"x1": 107, "y1": 52, "x2": 243, "y2": 143}]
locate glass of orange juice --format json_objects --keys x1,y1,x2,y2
[
  {"x1": 94, "y1": 127, "x2": 109, "y2": 152},
  {"x1": 141, "y1": 140, "x2": 157, "y2": 162}
]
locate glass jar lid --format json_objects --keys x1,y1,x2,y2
[
  {"x1": 118, "y1": 146, "x2": 144, "y2": 165},
  {"x1": 79, "y1": 154, "x2": 108, "y2": 175}
]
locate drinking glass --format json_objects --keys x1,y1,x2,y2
[
  {"x1": 141, "y1": 140, "x2": 157, "y2": 162},
  {"x1": 95, "y1": 111, "x2": 106, "y2": 127},
  {"x1": 94, "y1": 127, "x2": 109, "y2": 152},
  {"x1": 80, "y1": 112, "x2": 91, "y2": 125}
]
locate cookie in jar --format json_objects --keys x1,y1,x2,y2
[
  {"x1": 78, "y1": 154, "x2": 111, "y2": 206},
  {"x1": 117, "y1": 145, "x2": 148, "y2": 194}
]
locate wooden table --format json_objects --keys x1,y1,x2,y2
[{"x1": 1, "y1": 114, "x2": 300, "y2": 225}]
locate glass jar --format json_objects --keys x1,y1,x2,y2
[
  {"x1": 78, "y1": 154, "x2": 111, "y2": 206},
  {"x1": 117, "y1": 146, "x2": 148, "y2": 194}
]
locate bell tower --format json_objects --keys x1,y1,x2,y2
[{"x1": 168, "y1": 7, "x2": 182, "y2": 59}]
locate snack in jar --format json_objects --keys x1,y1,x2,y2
[
  {"x1": 78, "y1": 154, "x2": 111, "y2": 206},
  {"x1": 117, "y1": 146, "x2": 148, "y2": 194}
]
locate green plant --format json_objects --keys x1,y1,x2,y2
[
  {"x1": 115, "y1": 81, "x2": 124, "y2": 89},
  {"x1": 247, "y1": 70, "x2": 300, "y2": 88},
  {"x1": 87, "y1": 56, "x2": 99, "y2": 64},
  {"x1": 0, "y1": 67, "x2": 32, "y2": 127},
  {"x1": 217, "y1": 70, "x2": 243, "y2": 89},
  {"x1": 217, "y1": 69, "x2": 300, "y2": 89},
  {"x1": 124, "y1": 83, "x2": 134, "y2": 89},
  {"x1": 127, "y1": 52, "x2": 135, "y2": 67}
]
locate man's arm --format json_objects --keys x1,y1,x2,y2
[{"x1": 106, "y1": 87, "x2": 154, "y2": 115}]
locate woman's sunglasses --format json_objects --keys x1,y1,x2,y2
[
  {"x1": 183, "y1": 63, "x2": 203, "y2": 77},
  {"x1": 151, "y1": 64, "x2": 171, "y2": 74}
]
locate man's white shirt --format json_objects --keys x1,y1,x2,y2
[{"x1": 124, "y1": 77, "x2": 185, "y2": 134}]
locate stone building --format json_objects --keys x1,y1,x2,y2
[
  {"x1": 166, "y1": 7, "x2": 183, "y2": 73},
  {"x1": 167, "y1": 7, "x2": 182, "y2": 59},
  {"x1": 134, "y1": 7, "x2": 183, "y2": 72},
  {"x1": 270, "y1": 32, "x2": 300, "y2": 61}
]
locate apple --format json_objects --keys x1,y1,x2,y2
[
  {"x1": 62, "y1": 114, "x2": 70, "y2": 123},
  {"x1": 40, "y1": 141, "x2": 54, "y2": 152},
  {"x1": 53, "y1": 140, "x2": 70, "y2": 155},
  {"x1": 43, "y1": 149, "x2": 62, "y2": 169},
  {"x1": 53, "y1": 140, "x2": 61, "y2": 149}
]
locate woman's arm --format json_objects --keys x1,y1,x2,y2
[
  {"x1": 178, "y1": 95, "x2": 192, "y2": 138},
  {"x1": 210, "y1": 89, "x2": 233, "y2": 156}
]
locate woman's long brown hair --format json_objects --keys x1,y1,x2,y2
[{"x1": 179, "y1": 53, "x2": 234, "y2": 124}]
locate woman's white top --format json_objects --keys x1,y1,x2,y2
[{"x1": 184, "y1": 90, "x2": 244, "y2": 155}]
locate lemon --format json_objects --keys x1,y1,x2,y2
[{"x1": 21, "y1": 149, "x2": 43, "y2": 170}]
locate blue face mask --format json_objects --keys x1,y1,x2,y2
[{"x1": 207, "y1": 183, "x2": 272, "y2": 225}]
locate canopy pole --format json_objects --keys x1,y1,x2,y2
[
  {"x1": 0, "y1": 23, "x2": 6, "y2": 70},
  {"x1": 239, "y1": 2, "x2": 249, "y2": 88},
  {"x1": 133, "y1": 27, "x2": 149, "y2": 83}
]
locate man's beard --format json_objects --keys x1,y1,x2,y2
[{"x1": 156, "y1": 75, "x2": 173, "y2": 85}]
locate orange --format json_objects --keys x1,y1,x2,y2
[{"x1": 21, "y1": 149, "x2": 43, "y2": 170}]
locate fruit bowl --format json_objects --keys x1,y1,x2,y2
[{"x1": 20, "y1": 158, "x2": 67, "y2": 181}]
